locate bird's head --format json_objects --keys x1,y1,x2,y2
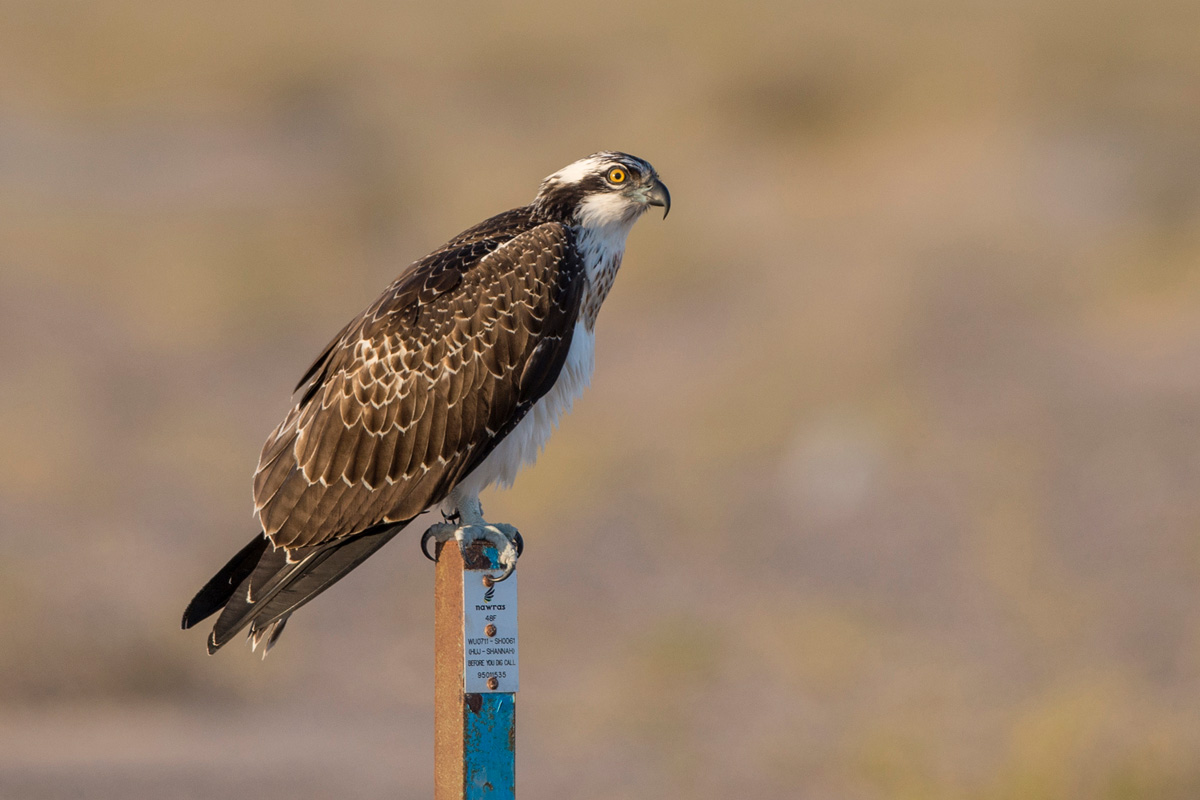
[{"x1": 532, "y1": 152, "x2": 670, "y2": 228}]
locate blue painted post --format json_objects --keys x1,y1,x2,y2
[{"x1": 434, "y1": 541, "x2": 517, "y2": 799}]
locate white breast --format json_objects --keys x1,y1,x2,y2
[
  {"x1": 445, "y1": 212, "x2": 636, "y2": 509},
  {"x1": 448, "y1": 322, "x2": 595, "y2": 504}
]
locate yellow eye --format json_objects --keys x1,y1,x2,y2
[{"x1": 607, "y1": 167, "x2": 627, "y2": 184}]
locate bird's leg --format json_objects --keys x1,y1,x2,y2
[{"x1": 419, "y1": 496, "x2": 523, "y2": 581}]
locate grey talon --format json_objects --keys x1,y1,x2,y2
[
  {"x1": 420, "y1": 521, "x2": 457, "y2": 563},
  {"x1": 420, "y1": 527, "x2": 439, "y2": 562}
]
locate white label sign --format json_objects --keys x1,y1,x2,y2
[{"x1": 463, "y1": 571, "x2": 518, "y2": 693}]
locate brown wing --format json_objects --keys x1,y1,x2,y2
[{"x1": 252, "y1": 215, "x2": 584, "y2": 552}]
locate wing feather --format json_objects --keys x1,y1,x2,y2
[
  {"x1": 362, "y1": 424, "x2": 399, "y2": 490},
  {"x1": 254, "y1": 216, "x2": 584, "y2": 551},
  {"x1": 261, "y1": 467, "x2": 307, "y2": 536},
  {"x1": 401, "y1": 401, "x2": 432, "y2": 479},
  {"x1": 300, "y1": 400, "x2": 344, "y2": 484}
]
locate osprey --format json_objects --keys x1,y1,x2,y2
[{"x1": 182, "y1": 152, "x2": 669, "y2": 654}]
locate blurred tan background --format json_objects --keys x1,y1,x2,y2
[{"x1": 2, "y1": 1, "x2": 1200, "y2": 798}]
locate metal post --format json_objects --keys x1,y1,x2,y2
[{"x1": 434, "y1": 540, "x2": 518, "y2": 799}]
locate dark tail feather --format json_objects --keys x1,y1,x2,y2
[
  {"x1": 201, "y1": 522, "x2": 406, "y2": 654},
  {"x1": 181, "y1": 534, "x2": 270, "y2": 629}
]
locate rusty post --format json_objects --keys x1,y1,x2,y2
[{"x1": 434, "y1": 540, "x2": 516, "y2": 799}]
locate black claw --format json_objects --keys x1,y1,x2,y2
[
  {"x1": 514, "y1": 530, "x2": 524, "y2": 558},
  {"x1": 420, "y1": 528, "x2": 439, "y2": 562}
]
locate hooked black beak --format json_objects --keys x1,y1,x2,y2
[{"x1": 645, "y1": 178, "x2": 671, "y2": 218}]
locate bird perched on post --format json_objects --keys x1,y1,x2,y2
[{"x1": 182, "y1": 152, "x2": 669, "y2": 654}]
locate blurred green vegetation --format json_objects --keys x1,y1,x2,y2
[{"x1": 2, "y1": 1, "x2": 1200, "y2": 797}]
